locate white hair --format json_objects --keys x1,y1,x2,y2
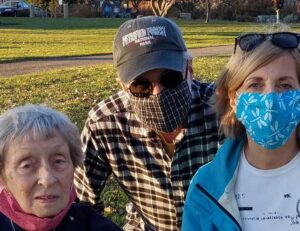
[{"x1": 0, "y1": 104, "x2": 83, "y2": 171}]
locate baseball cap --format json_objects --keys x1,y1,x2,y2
[{"x1": 113, "y1": 16, "x2": 187, "y2": 84}]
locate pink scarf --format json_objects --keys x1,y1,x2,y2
[{"x1": 0, "y1": 186, "x2": 76, "y2": 231}]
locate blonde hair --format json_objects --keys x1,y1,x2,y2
[{"x1": 215, "y1": 40, "x2": 300, "y2": 138}]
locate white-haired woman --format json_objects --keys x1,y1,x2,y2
[{"x1": 0, "y1": 104, "x2": 121, "y2": 231}]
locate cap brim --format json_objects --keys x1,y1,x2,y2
[{"x1": 117, "y1": 50, "x2": 185, "y2": 84}]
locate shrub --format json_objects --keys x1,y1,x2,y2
[
  {"x1": 191, "y1": 8, "x2": 203, "y2": 19},
  {"x1": 236, "y1": 15, "x2": 256, "y2": 22},
  {"x1": 282, "y1": 14, "x2": 299, "y2": 23},
  {"x1": 167, "y1": 5, "x2": 181, "y2": 18},
  {"x1": 211, "y1": 4, "x2": 235, "y2": 20}
]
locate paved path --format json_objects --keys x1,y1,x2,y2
[{"x1": 0, "y1": 45, "x2": 233, "y2": 77}]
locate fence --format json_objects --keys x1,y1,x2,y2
[{"x1": 256, "y1": 15, "x2": 277, "y2": 23}]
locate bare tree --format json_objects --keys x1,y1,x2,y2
[
  {"x1": 150, "y1": 0, "x2": 176, "y2": 16},
  {"x1": 219, "y1": 0, "x2": 247, "y2": 18},
  {"x1": 195, "y1": 0, "x2": 212, "y2": 22},
  {"x1": 296, "y1": 0, "x2": 300, "y2": 15},
  {"x1": 205, "y1": 0, "x2": 211, "y2": 23}
]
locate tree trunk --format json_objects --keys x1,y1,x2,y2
[
  {"x1": 205, "y1": 0, "x2": 210, "y2": 23},
  {"x1": 297, "y1": 0, "x2": 300, "y2": 15}
]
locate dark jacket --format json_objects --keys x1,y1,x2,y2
[{"x1": 0, "y1": 203, "x2": 122, "y2": 231}]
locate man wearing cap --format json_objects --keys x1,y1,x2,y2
[{"x1": 75, "y1": 16, "x2": 219, "y2": 231}]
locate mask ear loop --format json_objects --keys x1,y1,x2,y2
[
  {"x1": 185, "y1": 58, "x2": 193, "y2": 93},
  {"x1": 227, "y1": 91, "x2": 239, "y2": 113},
  {"x1": 297, "y1": 34, "x2": 300, "y2": 50},
  {"x1": 296, "y1": 123, "x2": 300, "y2": 143},
  {"x1": 234, "y1": 37, "x2": 238, "y2": 54}
]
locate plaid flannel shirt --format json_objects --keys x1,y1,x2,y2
[{"x1": 74, "y1": 80, "x2": 219, "y2": 231}]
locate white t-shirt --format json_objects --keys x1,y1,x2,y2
[{"x1": 234, "y1": 151, "x2": 300, "y2": 231}]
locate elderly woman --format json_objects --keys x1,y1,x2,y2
[
  {"x1": 182, "y1": 31, "x2": 300, "y2": 231},
  {"x1": 0, "y1": 105, "x2": 121, "y2": 231}
]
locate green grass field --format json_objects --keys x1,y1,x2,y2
[{"x1": 1, "y1": 17, "x2": 300, "y2": 62}]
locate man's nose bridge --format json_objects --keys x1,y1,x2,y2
[{"x1": 152, "y1": 82, "x2": 164, "y2": 95}]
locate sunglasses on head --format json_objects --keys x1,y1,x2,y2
[
  {"x1": 129, "y1": 70, "x2": 184, "y2": 98},
  {"x1": 234, "y1": 32, "x2": 300, "y2": 53}
]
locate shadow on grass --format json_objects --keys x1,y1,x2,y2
[
  {"x1": 0, "y1": 53, "x2": 112, "y2": 64},
  {"x1": 0, "y1": 17, "x2": 127, "y2": 30},
  {"x1": 0, "y1": 22, "x2": 23, "y2": 26}
]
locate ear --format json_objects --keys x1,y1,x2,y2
[
  {"x1": 0, "y1": 174, "x2": 6, "y2": 189},
  {"x1": 229, "y1": 91, "x2": 237, "y2": 113},
  {"x1": 187, "y1": 59, "x2": 194, "y2": 77},
  {"x1": 185, "y1": 60, "x2": 194, "y2": 91},
  {"x1": 116, "y1": 78, "x2": 127, "y2": 91}
]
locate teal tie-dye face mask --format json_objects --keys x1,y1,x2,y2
[{"x1": 236, "y1": 90, "x2": 300, "y2": 149}]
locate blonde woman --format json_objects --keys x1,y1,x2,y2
[{"x1": 182, "y1": 31, "x2": 300, "y2": 231}]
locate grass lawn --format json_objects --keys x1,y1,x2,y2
[
  {"x1": 1, "y1": 17, "x2": 300, "y2": 62},
  {"x1": 0, "y1": 56, "x2": 229, "y2": 226}
]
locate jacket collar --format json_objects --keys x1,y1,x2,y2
[{"x1": 195, "y1": 138, "x2": 246, "y2": 228}]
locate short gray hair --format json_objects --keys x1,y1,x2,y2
[{"x1": 0, "y1": 104, "x2": 83, "y2": 171}]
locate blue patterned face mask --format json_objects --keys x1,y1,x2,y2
[{"x1": 236, "y1": 90, "x2": 300, "y2": 149}]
